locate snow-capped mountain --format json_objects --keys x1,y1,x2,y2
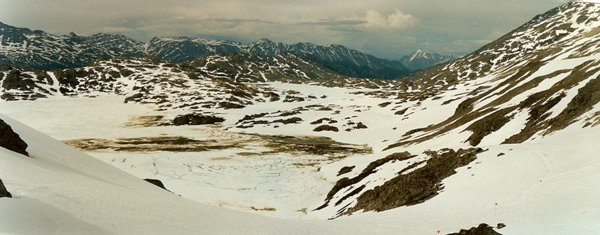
[
  {"x1": 0, "y1": 22, "x2": 145, "y2": 70},
  {"x1": 399, "y1": 49, "x2": 455, "y2": 71},
  {"x1": 0, "y1": 22, "x2": 411, "y2": 79},
  {"x1": 147, "y1": 37, "x2": 411, "y2": 79},
  {"x1": 145, "y1": 37, "x2": 244, "y2": 62}
]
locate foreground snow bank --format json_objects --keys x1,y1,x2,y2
[{"x1": 0, "y1": 114, "x2": 355, "y2": 234}]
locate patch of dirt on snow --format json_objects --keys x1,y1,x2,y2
[
  {"x1": 242, "y1": 134, "x2": 372, "y2": 159},
  {"x1": 64, "y1": 136, "x2": 244, "y2": 152},
  {"x1": 249, "y1": 206, "x2": 277, "y2": 212},
  {"x1": 123, "y1": 115, "x2": 165, "y2": 128},
  {"x1": 65, "y1": 133, "x2": 371, "y2": 163}
]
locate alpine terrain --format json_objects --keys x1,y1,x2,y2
[
  {"x1": 1, "y1": 1, "x2": 600, "y2": 235},
  {"x1": 0, "y1": 22, "x2": 414, "y2": 79}
]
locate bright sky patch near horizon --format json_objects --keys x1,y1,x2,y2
[{"x1": 0, "y1": 0, "x2": 567, "y2": 58}]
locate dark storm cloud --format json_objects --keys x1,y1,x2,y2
[{"x1": 0, "y1": 0, "x2": 564, "y2": 58}]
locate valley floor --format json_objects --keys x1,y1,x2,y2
[{"x1": 1, "y1": 82, "x2": 600, "y2": 234}]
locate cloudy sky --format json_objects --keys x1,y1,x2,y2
[{"x1": 0, "y1": 0, "x2": 565, "y2": 59}]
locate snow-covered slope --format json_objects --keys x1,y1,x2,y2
[
  {"x1": 0, "y1": 114, "x2": 366, "y2": 234},
  {"x1": 316, "y1": 1, "x2": 600, "y2": 217}
]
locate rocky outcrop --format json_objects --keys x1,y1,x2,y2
[
  {"x1": 447, "y1": 223, "x2": 502, "y2": 235},
  {"x1": 337, "y1": 166, "x2": 355, "y2": 176},
  {"x1": 0, "y1": 118, "x2": 29, "y2": 156},
  {"x1": 313, "y1": 125, "x2": 339, "y2": 132},
  {"x1": 347, "y1": 148, "x2": 482, "y2": 214},
  {"x1": 0, "y1": 179, "x2": 12, "y2": 198},
  {"x1": 172, "y1": 114, "x2": 225, "y2": 126}
]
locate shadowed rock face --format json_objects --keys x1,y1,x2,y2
[
  {"x1": 0, "y1": 179, "x2": 12, "y2": 198},
  {"x1": 144, "y1": 179, "x2": 169, "y2": 192},
  {"x1": 0, "y1": 118, "x2": 28, "y2": 156},
  {"x1": 447, "y1": 223, "x2": 502, "y2": 235}
]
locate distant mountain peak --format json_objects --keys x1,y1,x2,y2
[
  {"x1": 409, "y1": 49, "x2": 429, "y2": 61},
  {"x1": 400, "y1": 50, "x2": 455, "y2": 71}
]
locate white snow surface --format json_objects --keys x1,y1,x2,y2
[
  {"x1": 2, "y1": 79, "x2": 600, "y2": 234},
  {"x1": 2, "y1": 2, "x2": 600, "y2": 233},
  {"x1": 0, "y1": 114, "x2": 364, "y2": 234}
]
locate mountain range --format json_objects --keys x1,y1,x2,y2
[{"x1": 0, "y1": 21, "x2": 452, "y2": 79}]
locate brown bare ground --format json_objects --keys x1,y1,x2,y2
[
  {"x1": 64, "y1": 136, "x2": 241, "y2": 152},
  {"x1": 123, "y1": 115, "x2": 165, "y2": 128},
  {"x1": 65, "y1": 134, "x2": 371, "y2": 162}
]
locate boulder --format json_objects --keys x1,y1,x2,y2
[
  {"x1": 172, "y1": 114, "x2": 225, "y2": 126},
  {"x1": 0, "y1": 118, "x2": 29, "y2": 156},
  {"x1": 356, "y1": 122, "x2": 368, "y2": 129},
  {"x1": 313, "y1": 125, "x2": 339, "y2": 132},
  {"x1": 447, "y1": 223, "x2": 502, "y2": 235},
  {"x1": 0, "y1": 179, "x2": 12, "y2": 198}
]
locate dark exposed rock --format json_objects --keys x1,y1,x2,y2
[
  {"x1": 283, "y1": 95, "x2": 305, "y2": 103},
  {"x1": 317, "y1": 152, "x2": 415, "y2": 210},
  {"x1": 252, "y1": 135, "x2": 372, "y2": 157},
  {"x1": 1, "y1": 93, "x2": 16, "y2": 101},
  {"x1": 337, "y1": 166, "x2": 355, "y2": 176},
  {"x1": 124, "y1": 93, "x2": 144, "y2": 103},
  {"x1": 0, "y1": 118, "x2": 29, "y2": 156},
  {"x1": 273, "y1": 117, "x2": 303, "y2": 124},
  {"x1": 218, "y1": 102, "x2": 245, "y2": 109},
  {"x1": 447, "y1": 223, "x2": 502, "y2": 235},
  {"x1": 466, "y1": 107, "x2": 515, "y2": 146},
  {"x1": 319, "y1": 149, "x2": 482, "y2": 215},
  {"x1": 144, "y1": 178, "x2": 169, "y2": 191},
  {"x1": 313, "y1": 125, "x2": 339, "y2": 132},
  {"x1": 2, "y1": 70, "x2": 35, "y2": 91},
  {"x1": 346, "y1": 148, "x2": 483, "y2": 214},
  {"x1": 378, "y1": 102, "x2": 392, "y2": 107},
  {"x1": 0, "y1": 179, "x2": 12, "y2": 198},
  {"x1": 279, "y1": 110, "x2": 301, "y2": 117},
  {"x1": 395, "y1": 108, "x2": 409, "y2": 115},
  {"x1": 311, "y1": 118, "x2": 334, "y2": 125},
  {"x1": 355, "y1": 122, "x2": 368, "y2": 129},
  {"x1": 172, "y1": 114, "x2": 225, "y2": 126},
  {"x1": 236, "y1": 113, "x2": 268, "y2": 124}
]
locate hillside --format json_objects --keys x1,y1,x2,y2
[
  {"x1": 0, "y1": 1, "x2": 599, "y2": 235},
  {"x1": 316, "y1": 1, "x2": 600, "y2": 218}
]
